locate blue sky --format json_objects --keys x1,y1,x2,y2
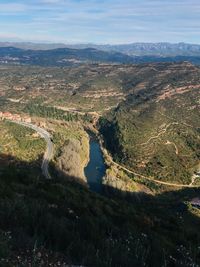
[{"x1": 0, "y1": 0, "x2": 199, "y2": 44}]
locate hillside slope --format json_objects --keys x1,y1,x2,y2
[
  {"x1": 0, "y1": 61, "x2": 200, "y2": 186},
  {"x1": 0, "y1": 61, "x2": 200, "y2": 266},
  {"x1": 1, "y1": 46, "x2": 200, "y2": 66},
  {"x1": 100, "y1": 62, "x2": 200, "y2": 185},
  {"x1": 0, "y1": 47, "x2": 134, "y2": 66},
  {"x1": 2, "y1": 42, "x2": 200, "y2": 56},
  {"x1": 1, "y1": 151, "x2": 200, "y2": 266}
]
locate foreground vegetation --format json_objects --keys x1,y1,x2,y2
[
  {"x1": 0, "y1": 118, "x2": 199, "y2": 266},
  {"x1": 1, "y1": 155, "x2": 200, "y2": 266}
]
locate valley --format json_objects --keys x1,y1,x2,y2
[
  {"x1": 0, "y1": 60, "x2": 200, "y2": 266},
  {"x1": 2, "y1": 0, "x2": 200, "y2": 263},
  {"x1": 0, "y1": 61, "x2": 200, "y2": 189}
]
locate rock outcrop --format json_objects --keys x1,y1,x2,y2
[{"x1": 56, "y1": 137, "x2": 89, "y2": 185}]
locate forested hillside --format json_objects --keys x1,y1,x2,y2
[{"x1": 100, "y1": 62, "x2": 200, "y2": 185}]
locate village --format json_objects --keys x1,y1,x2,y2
[{"x1": 0, "y1": 111, "x2": 31, "y2": 123}]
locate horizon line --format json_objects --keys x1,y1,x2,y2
[{"x1": 1, "y1": 40, "x2": 200, "y2": 46}]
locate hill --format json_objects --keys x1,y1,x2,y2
[
  {"x1": 0, "y1": 47, "x2": 134, "y2": 66},
  {"x1": 0, "y1": 118, "x2": 200, "y2": 266},
  {"x1": 0, "y1": 61, "x2": 200, "y2": 266},
  {"x1": 84, "y1": 42, "x2": 200, "y2": 57},
  {"x1": 0, "y1": 61, "x2": 199, "y2": 186},
  {"x1": 1, "y1": 45, "x2": 200, "y2": 66},
  {"x1": 1, "y1": 42, "x2": 200, "y2": 56},
  {"x1": 99, "y1": 62, "x2": 200, "y2": 186}
]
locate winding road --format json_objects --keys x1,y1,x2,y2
[
  {"x1": 111, "y1": 160, "x2": 199, "y2": 188},
  {"x1": 9, "y1": 120, "x2": 53, "y2": 179},
  {"x1": 99, "y1": 138, "x2": 200, "y2": 188},
  {"x1": 8, "y1": 119, "x2": 199, "y2": 187}
]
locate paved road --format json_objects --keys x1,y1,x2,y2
[{"x1": 9, "y1": 120, "x2": 53, "y2": 179}]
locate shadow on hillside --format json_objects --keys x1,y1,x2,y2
[
  {"x1": 102, "y1": 182, "x2": 200, "y2": 203},
  {"x1": 0, "y1": 151, "x2": 88, "y2": 187},
  {"x1": 1, "y1": 152, "x2": 200, "y2": 266},
  {"x1": 1, "y1": 150, "x2": 200, "y2": 213},
  {"x1": 1, "y1": 150, "x2": 200, "y2": 210}
]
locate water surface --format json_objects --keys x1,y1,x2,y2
[{"x1": 84, "y1": 138, "x2": 106, "y2": 193}]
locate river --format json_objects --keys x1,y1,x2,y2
[{"x1": 84, "y1": 137, "x2": 106, "y2": 193}]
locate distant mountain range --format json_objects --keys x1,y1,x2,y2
[
  {"x1": 0, "y1": 46, "x2": 135, "y2": 66},
  {"x1": 62, "y1": 42, "x2": 200, "y2": 57},
  {"x1": 1, "y1": 44, "x2": 200, "y2": 66},
  {"x1": 1, "y1": 42, "x2": 200, "y2": 56}
]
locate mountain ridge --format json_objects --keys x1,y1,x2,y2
[
  {"x1": 1, "y1": 41, "x2": 200, "y2": 56},
  {"x1": 1, "y1": 44, "x2": 200, "y2": 66},
  {"x1": 0, "y1": 46, "x2": 135, "y2": 66}
]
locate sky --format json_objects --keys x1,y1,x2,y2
[{"x1": 0, "y1": 0, "x2": 199, "y2": 44}]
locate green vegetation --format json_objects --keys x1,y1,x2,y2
[
  {"x1": 99, "y1": 63, "x2": 200, "y2": 186},
  {"x1": 46, "y1": 120, "x2": 89, "y2": 182},
  {"x1": 0, "y1": 121, "x2": 45, "y2": 162},
  {"x1": 24, "y1": 103, "x2": 92, "y2": 122},
  {"x1": 1, "y1": 62, "x2": 200, "y2": 186},
  {"x1": 0, "y1": 61, "x2": 200, "y2": 266},
  {"x1": 0, "y1": 64, "x2": 124, "y2": 113},
  {"x1": 1, "y1": 155, "x2": 200, "y2": 266}
]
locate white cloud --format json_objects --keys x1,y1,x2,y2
[
  {"x1": 1, "y1": 0, "x2": 200, "y2": 44},
  {"x1": 41, "y1": 0, "x2": 64, "y2": 3},
  {"x1": 0, "y1": 3, "x2": 27, "y2": 13}
]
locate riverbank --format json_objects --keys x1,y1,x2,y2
[
  {"x1": 96, "y1": 133, "x2": 151, "y2": 194},
  {"x1": 33, "y1": 118, "x2": 90, "y2": 186},
  {"x1": 97, "y1": 131, "x2": 200, "y2": 192}
]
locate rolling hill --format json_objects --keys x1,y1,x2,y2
[
  {"x1": 0, "y1": 59, "x2": 200, "y2": 266},
  {"x1": 1, "y1": 45, "x2": 200, "y2": 66},
  {"x1": 99, "y1": 62, "x2": 200, "y2": 185},
  {"x1": 0, "y1": 46, "x2": 134, "y2": 66},
  {"x1": 1, "y1": 42, "x2": 200, "y2": 56}
]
